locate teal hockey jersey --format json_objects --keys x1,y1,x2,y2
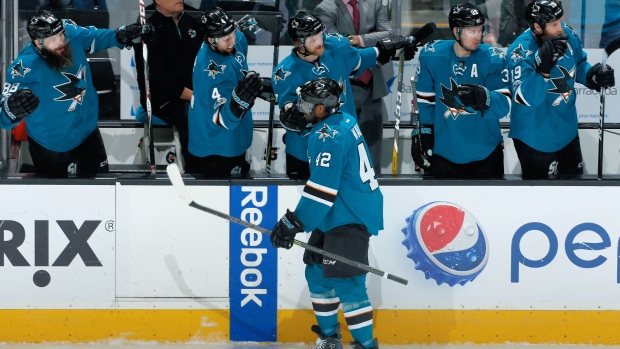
[
  {"x1": 507, "y1": 24, "x2": 591, "y2": 152},
  {"x1": 415, "y1": 40, "x2": 511, "y2": 164},
  {"x1": 188, "y1": 31, "x2": 253, "y2": 157},
  {"x1": 272, "y1": 33, "x2": 377, "y2": 162},
  {"x1": 0, "y1": 20, "x2": 122, "y2": 152},
  {"x1": 295, "y1": 112, "x2": 384, "y2": 236}
]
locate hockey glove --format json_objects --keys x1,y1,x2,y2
[
  {"x1": 279, "y1": 102, "x2": 308, "y2": 133},
  {"x1": 457, "y1": 83, "x2": 491, "y2": 111},
  {"x1": 257, "y1": 77, "x2": 276, "y2": 103},
  {"x1": 270, "y1": 209, "x2": 304, "y2": 249},
  {"x1": 534, "y1": 36, "x2": 568, "y2": 75},
  {"x1": 404, "y1": 44, "x2": 418, "y2": 61},
  {"x1": 586, "y1": 63, "x2": 616, "y2": 92},
  {"x1": 376, "y1": 36, "x2": 408, "y2": 65},
  {"x1": 2, "y1": 88, "x2": 39, "y2": 124},
  {"x1": 116, "y1": 24, "x2": 155, "y2": 48},
  {"x1": 230, "y1": 71, "x2": 263, "y2": 118},
  {"x1": 411, "y1": 124, "x2": 433, "y2": 171}
]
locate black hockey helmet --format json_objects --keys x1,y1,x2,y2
[
  {"x1": 297, "y1": 77, "x2": 342, "y2": 117},
  {"x1": 201, "y1": 7, "x2": 237, "y2": 39},
  {"x1": 526, "y1": 0, "x2": 563, "y2": 32},
  {"x1": 288, "y1": 11, "x2": 324, "y2": 43},
  {"x1": 449, "y1": 3, "x2": 485, "y2": 31},
  {"x1": 27, "y1": 10, "x2": 64, "y2": 41}
]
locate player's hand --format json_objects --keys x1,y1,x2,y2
[
  {"x1": 230, "y1": 71, "x2": 263, "y2": 118},
  {"x1": 404, "y1": 44, "x2": 418, "y2": 61},
  {"x1": 457, "y1": 83, "x2": 490, "y2": 111},
  {"x1": 586, "y1": 63, "x2": 615, "y2": 92},
  {"x1": 2, "y1": 88, "x2": 39, "y2": 124},
  {"x1": 411, "y1": 125, "x2": 433, "y2": 171},
  {"x1": 376, "y1": 37, "x2": 403, "y2": 65},
  {"x1": 257, "y1": 77, "x2": 276, "y2": 103},
  {"x1": 116, "y1": 24, "x2": 155, "y2": 48},
  {"x1": 534, "y1": 36, "x2": 567, "y2": 75},
  {"x1": 279, "y1": 102, "x2": 308, "y2": 133},
  {"x1": 270, "y1": 209, "x2": 304, "y2": 249}
]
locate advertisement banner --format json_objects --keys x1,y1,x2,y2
[
  {"x1": 0, "y1": 185, "x2": 115, "y2": 309},
  {"x1": 229, "y1": 185, "x2": 278, "y2": 341}
]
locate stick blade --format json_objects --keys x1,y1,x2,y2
[
  {"x1": 605, "y1": 36, "x2": 620, "y2": 57},
  {"x1": 166, "y1": 163, "x2": 193, "y2": 206}
]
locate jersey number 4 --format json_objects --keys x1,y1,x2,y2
[{"x1": 315, "y1": 143, "x2": 379, "y2": 191}]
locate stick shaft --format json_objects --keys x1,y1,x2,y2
[
  {"x1": 139, "y1": 0, "x2": 156, "y2": 174},
  {"x1": 165, "y1": 164, "x2": 408, "y2": 285}
]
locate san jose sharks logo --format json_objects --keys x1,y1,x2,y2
[
  {"x1": 188, "y1": 28, "x2": 197, "y2": 38},
  {"x1": 549, "y1": 65, "x2": 574, "y2": 106},
  {"x1": 491, "y1": 47, "x2": 506, "y2": 59},
  {"x1": 237, "y1": 14, "x2": 257, "y2": 33},
  {"x1": 317, "y1": 123, "x2": 338, "y2": 141},
  {"x1": 273, "y1": 66, "x2": 291, "y2": 84},
  {"x1": 510, "y1": 44, "x2": 532, "y2": 63},
  {"x1": 62, "y1": 19, "x2": 78, "y2": 29},
  {"x1": 10, "y1": 60, "x2": 31, "y2": 78},
  {"x1": 205, "y1": 60, "x2": 225, "y2": 79},
  {"x1": 235, "y1": 51, "x2": 246, "y2": 66},
  {"x1": 312, "y1": 62, "x2": 330, "y2": 75},
  {"x1": 53, "y1": 65, "x2": 87, "y2": 112},
  {"x1": 439, "y1": 78, "x2": 475, "y2": 119},
  {"x1": 453, "y1": 61, "x2": 467, "y2": 75},
  {"x1": 325, "y1": 32, "x2": 340, "y2": 40},
  {"x1": 424, "y1": 40, "x2": 437, "y2": 53}
]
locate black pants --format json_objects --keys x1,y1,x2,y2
[
  {"x1": 286, "y1": 153, "x2": 310, "y2": 180},
  {"x1": 513, "y1": 136, "x2": 584, "y2": 179},
  {"x1": 153, "y1": 100, "x2": 194, "y2": 171},
  {"x1": 28, "y1": 128, "x2": 109, "y2": 178},
  {"x1": 191, "y1": 152, "x2": 250, "y2": 179},
  {"x1": 427, "y1": 143, "x2": 504, "y2": 179}
]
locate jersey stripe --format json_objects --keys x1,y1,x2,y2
[{"x1": 302, "y1": 180, "x2": 338, "y2": 207}]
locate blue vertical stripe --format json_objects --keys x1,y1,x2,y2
[{"x1": 229, "y1": 186, "x2": 278, "y2": 341}]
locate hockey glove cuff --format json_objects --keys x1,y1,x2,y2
[
  {"x1": 270, "y1": 209, "x2": 304, "y2": 249},
  {"x1": 376, "y1": 37, "x2": 399, "y2": 65},
  {"x1": 2, "y1": 88, "x2": 39, "y2": 124},
  {"x1": 586, "y1": 63, "x2": 616, "y2": 92},
  {"x1": 411, "y1": 125, "x2": 434, "y2": 170}
]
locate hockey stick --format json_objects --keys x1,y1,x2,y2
[
  {"x1": 391, "y1": 23, "x2": 436, "y2": 175},
  {"x1": 166, "y1": 163, "x2": 408, "y2": 285},
  {"x1": 410, "y1": 74, "x2": 420, "y2": 172},
  {"x1": 139, "y1": 0, "x2": 156, "y2": 174},
  {"x1": 264, "y1": 4, "x2": 281, "y2": 174},
  {"x1": 597, "y1": 36, "x2": 620, "y2": 179}
]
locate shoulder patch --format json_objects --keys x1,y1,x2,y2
[
  {"x1": 316, "y1": 123, "x2": 339, "y2": 142},
  {"x1": 510, "y1": 44, "x2": 532, "y2": 63},
  {"x1": 273, "y1": 66, "x2": 291, "y2": 84},
  {"x1": 205, "y1": 60, "x2": 226, "y2": 78},
  {"x1": 10, "y1": 60, "x2": 32, "y2": 79}
]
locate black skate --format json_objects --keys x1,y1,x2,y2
[
  {"x1": 310, "y1": 323, "x2": 343, "y2": 349},
  {"x1": 350, "y1": 337, "x2": 379, "y2": 349}
]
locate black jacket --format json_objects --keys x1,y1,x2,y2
[{"x1": 135, "y1": 4, "x2": 204, "y2": 122}]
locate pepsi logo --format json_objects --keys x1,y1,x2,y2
[{"x1": 401, "y1": 201, "x2": 490, "y2": 286}]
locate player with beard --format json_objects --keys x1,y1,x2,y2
[
  {"x1": 0, "y1": 10, "x2": 152, "y2": 178},
  {"x1": 188, "y1": 7, "x2": 272, "y2": 179},
  {"x1": 272, "y1": 11, "x2": 415, "y2": 179},
  {"x1": 507, "y1": 0, "x2": 616, "y2": 179},
  {"x1": 411, "y1": 3, "x2": 511, "y2": 179}
]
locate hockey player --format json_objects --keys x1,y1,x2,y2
[
  {"x1": 270, "y1": 77, "x2": 383, "y2": 349},
  {"x1": 411, "y1": 3, "x2": 511, "y2": 179},
  {"x1": 188, "y1": 7, "x2": 271, "y2": 178},
  {"x1": 272, "y1": 11, "x2": 414, "y2": 179},
  {"x1": 0, "y1": 10, "x2": 152, "y2": 178},
  {"x1": 506, "y1": 0, "x2": 615, "y2": 179}
]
